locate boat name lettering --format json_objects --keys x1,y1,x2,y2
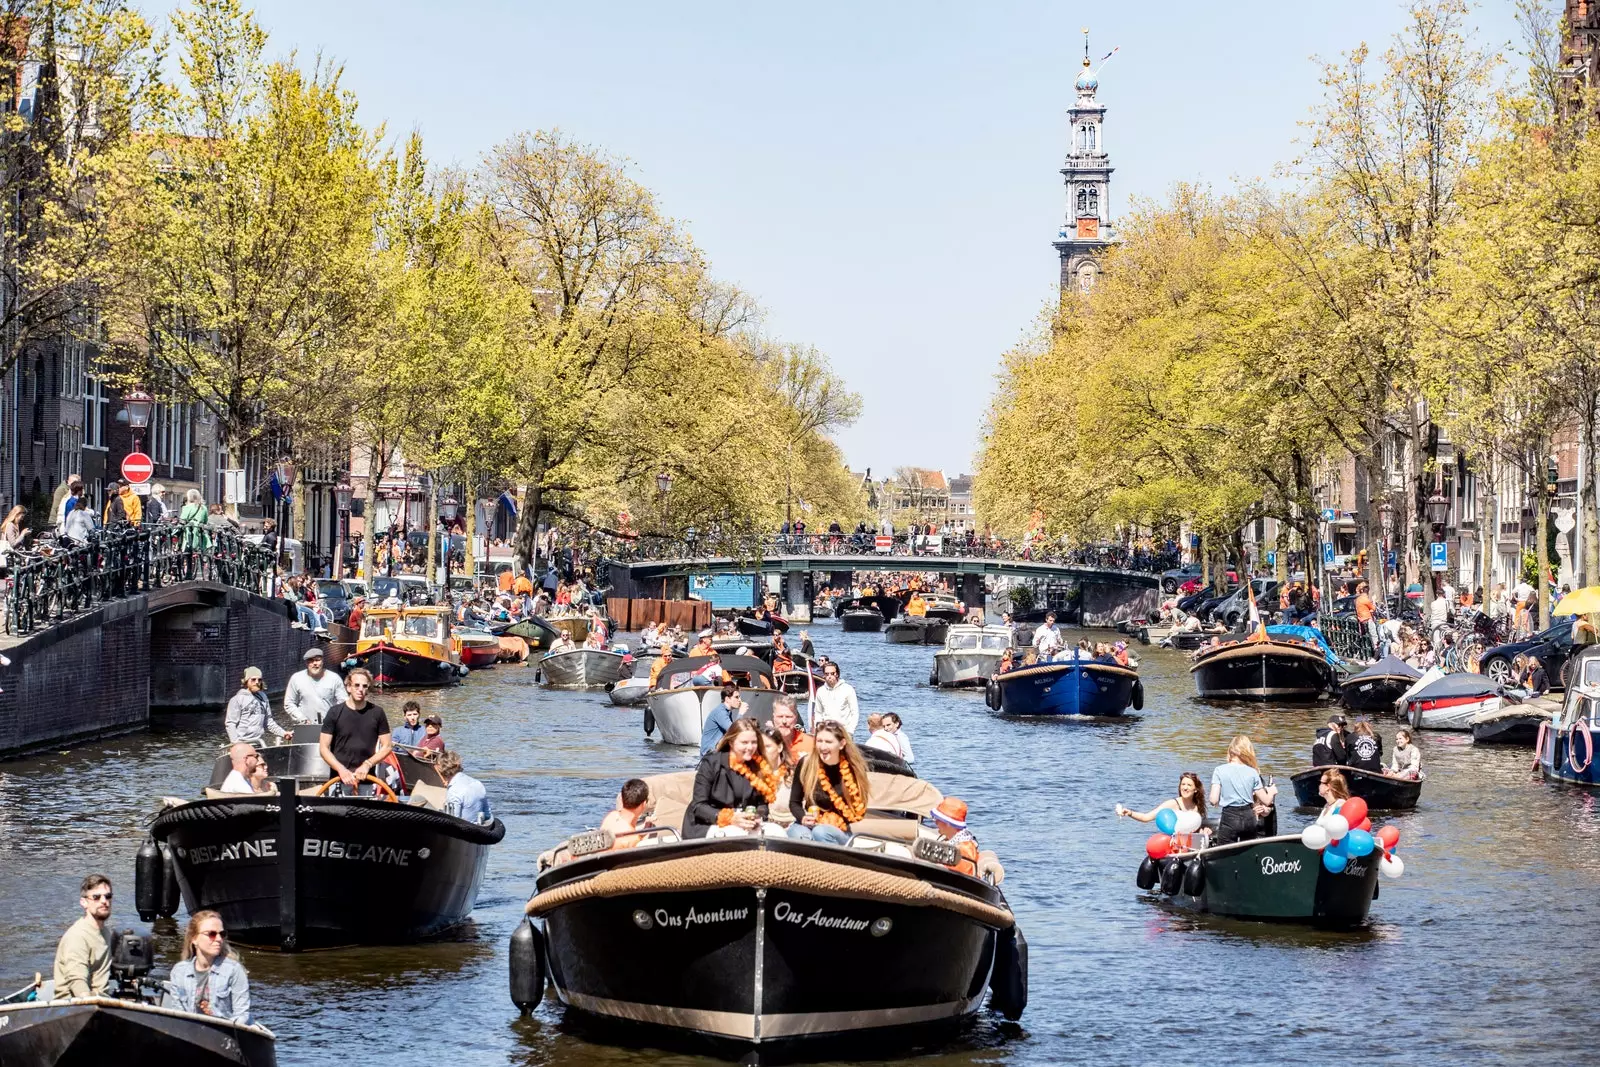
[
  {"x1": 185, "y1": 838, "x2": 278, "y2": 865},
  {"x1": 302, "y1": 838, "x2": 411, "y2": 866},
  {"x1": 771, "y1": 900, "x2": 871, "y2": 932},
  {"x1": 1259, "y1": 856, "x2": 1301, "y2": 876},
  {"x1": 650, "y1": 906, "x2": 748, "y2": 929},
  {"x1": 1344, "y1": 862, "x2": 1368, "y2": 877}
]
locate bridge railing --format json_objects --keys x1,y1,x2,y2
[{"x1": 4, "y1": 526, "x2": 275, "y2": 637}]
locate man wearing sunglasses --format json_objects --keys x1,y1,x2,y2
[
  {"x1": 319, "y1": 667, "x2": 392, "y2": 795},
  {"x1": 53, "y1": 874, "x2": 113, "y2": 999}
]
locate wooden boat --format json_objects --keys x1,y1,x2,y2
[
  {"x1": 1139, "y1": 834, "x2": 1381, "y2": 928},
  {"x1": 1190, "y1": 630, "x2": 1334, "y2": 702},
  {"x1": 1288, "y1": 766, "x2": 1421, "y2": 811},
  {"x1": 347, "y1": 606, "x2": 466, "y2": 689},
  {"x1": 884, "y1": 615, "x2": 947, "y2": 645},
  {"x1": 1470, "y1": 703, "x2": 1544, "y2": 745},
  {"x1": 988, "y1": 650, "x2": 1141, "y2": 716},
  {"x1": 0, "y1": 997, "x2": 276, "y2": 1066},
  {"x1": 540, "y1": 647, "x2": 633, "y2": 688},
  {"x1": 1339, "y1": 656, "x2": 1421, "y2": 712},
  {"x1": 504, "y1": 616, "x2": 562, "y2": 656},
  {"x1": 932, "y1": 625, "x2": 1013, "y2": 688},
  {"x1": 837, "y1": 595, "x2": 900, "y2": 633},
  {"x1": 546, "y1": 613, "x2": 591, "y2": 644},
  {"x1": 511, "y1": 770, "x2": 1025, "y2": 1054},
  {"x1": 644, "y1": 655, "x2": 781, "y2": 745},
  {"x1": 1398, "y1": 670, "x2": 1500, "y2": 731},
  {"x1": 452, "y1": 628, "x2": 502, "y2": 670}
]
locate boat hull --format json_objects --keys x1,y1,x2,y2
[
  {"x1": 840, "y1": 610, "x2": 885, "y2": 633},
  {"x1": 505, "y1": 618, "x2": 561, "y2": 653},
  {"x1": 993, "y1": 660, "x2": 1137, "y2": 716},
  {"x1": 934, "y1": 651, "x2": 1003, "y2": 688},
  {"x1": 610, "y1": 678, "x2": 651, "y2": 706},
  {"x1": 457, "y1": 639, "x2": 501, "y2": 670},
  {"x1": 1408, "y1": 694, "x2": 1500, "y2": 731},
  {"x1": 1191, "y1": 645, "x2": 1331, "y2": 702},
  {"x1": 547, "y1": 616, "x2": 591, "y2": 644},
  {"x1": 1539, "y1": 722, "x2": 1600, "y2": 786},
  {"x1": 1471, "y1": 712, "x2": 1542, "y2": 745},
  {"x1": 1288, "y1": 766, "x2": 1421, "y2": 811},
  {"x1": 648, "y1": 688, "x2": 782, "y2": 745},
  {"x1": 0, "y1": 999, "x2": 276, "y2": 1067},
  {"x1": 541, "y1": 649, "x2": 632, "y2": 688},
  {"x1": 351, "y1": 646, "x2": 460, "y2": 689},
  {"x1": 885, "y1": 619, "x2": 947, "y2": 645},
  {"x1": 149, "y1": 796, "x2": 503, "y2": 950},
  {"x1": 1150, "y1": 835, "x2": 1380, "y2": 928},
  {"x1": 1340, "y1": 676, "x2": 1414, "y2": 712}
]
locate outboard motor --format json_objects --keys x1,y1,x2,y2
[
  {"x1": 135, "y1": 837, "x2": 162, "y2": 922},
  {"x1": 1135, "y1": 856, "x2": 1159, "y2": 890},
  {"x1": 158, "y1": 841, "x2": 181, "y2": 918},
  {"x1": 109, "y1": 930, "x2": 154, "y2": 997},
  {"x1": 988, "y1": 924, "x2": 1028, "y2": 1021},
  {"x1": 509, "y1": 918, "x2": 547, "y2": 1013}
]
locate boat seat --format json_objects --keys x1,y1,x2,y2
[{"x1": 409, "y1": 781, "x2": 448, "y2": 812}]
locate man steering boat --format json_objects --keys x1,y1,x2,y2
[{"x1": 318, "y1": 667, "x2": 394, "y2": 796}]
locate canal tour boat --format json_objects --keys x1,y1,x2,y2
[
  {"x1": 346, "y1": 606, "x2": 467, "y2": 689},
  {"x1": 1190, "y1": 626, "x2": 1337, "y2": 702},
  {"x1": 1338, "y1": 655, "x2": 1421, "y2": 712},
  {"x1": 837, "y1": 595, "x2": 900, "y2": 633},
  {"x1": 931, "y1": 624, "x2": 1013, "y2": 688},
  {"x1": 540, "y1": 646, "x2": 634, "y2": 688},
  {"x1": 986, "y1": 649, "x2": 1142, "y2": 717},
  {"x1": 145, "y1": 732, "x2": 504, "y2": 950},
  {"x1": 1397, "y1": 670, "x2": 1501, "y2": 731},
  {"x1": 644, "y1": 655, "x2": 781, "y2": 744},
  {"x1": 1288, "y1": 766, "x2": 1421, "y2": 811},
  {"x1": 509, "y1": 770, "x2": 1026, "y2": 1055},
  {"x1": 1137, "y1": 833, "x2": 1382, "y2": 928},
  {"x1": 1537, "y1": 644, "x2": 1600, "y2": 786},
  {"x1": 0, "y1": 995, "x2": 277, "y2": 1067}
]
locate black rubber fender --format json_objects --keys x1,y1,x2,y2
[
  {"x1": 1159, "y1": 856, "x2": 1185, "y2": 895},
  {"x1": 1182, "y1": 856, "x2": 1206, "y2": 896},
  {"x1": 158, "y1": 841, "x2": 181, "y2": 918},
  {"x1": 1135, "y1": 856, "x2": 1159, "y2": 890},
  {"x1": 988, "y1": 924, "x2": 1028, "y2": 1021},
  {"x1": 985, "y1": 678, "x2": 1002, "y2": 711},
  {"x1": 135, "y1": 837, "x2": 161, "y2": 922},
  {"x1": 1131, "y1": 679, "x2": 1144, "y2": 711},
  {"x1": 509, "y1": 918, "x2": 547, "y2": 1013},
  {"x1": 643, "y1": 707, "x2": 656, "y2": 736}
]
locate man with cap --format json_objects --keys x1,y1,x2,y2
[
  {"x1": 1311, "y1": 714, "x2": 1349, "y2": 767},
  {"x1": 284, "y1": 647, "x2": 345, "y2": 725},
  {"x1": 225, "y1": 666, "x2": 286, "y2": 745},
  {"x1": 689, "y1": 629, "x2": 715, "y2": 657}
]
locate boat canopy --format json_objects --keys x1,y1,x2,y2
[
  {"x1": 943, "y1": 624, "x2": 1005, "y2": 652},
  {"x1": 1406, "y1": 671, "x2": 1499, "y2": 702},
  {"x1": 1340, "y1": 655, "x2": 1422, "y2": 687},
  {"x1": 1266, "y1": 624, "x2": 1339, "y2": 667},
  {"x1": 655, "y1": 654, "x2": 774, "y2": 688},
  {"x1": 360, "y1": 608, "x2": 447, "y2": 641}
]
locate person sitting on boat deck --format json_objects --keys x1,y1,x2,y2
[
  {"x1": 700, "y1": 684, "x2": 745, "y2": 755},
  {"x1": 219, "y1": 743, "x2": 273, "y2": 794},
  {"x1": 601, "y1": 777, "x2": 655, "y2": 848},
  {"x1": 548, "y1": 630, "x2": 577, "y2": 655},
  {"x1": 284, "y1": 647, "x2": 344, "y2": 726},
  {"x1": 391, "y1": 701, "x2": 426, "y2": 749},
  {"x1": 760, "y1": 723, "x2": 796, "y2": 786},
  {"x1": 1317, "y1": 768, "x2": 1351, "y2": 817},
  {"x1": 1033, "y1": 612, "x2": 1064, "y2": 661},
  {"x1": 417, "y1": 714, "x2": 446, "y2": 755},
  {"x1": 1112, "y1": 641, "x2": 1131, "y2": 667},
  {"x1": 788, "y1": 721, "x2": 871, "y2": 845},
  {"x1": 52, "y1": 874, "x2": 114, "y2": 1001},
  {"x1": 1387, "y1": 727, "x2": 1423, "y2": 779},
  {"x1": 996, "y1": 648, "x2": 1017, "y2": 674},
  {"x1": 1208, "y1": 735, "x2": 1277, "y2": 846},
  {"x1": 797, "y1": 630, "x2": 815, "y2": 658},
  {"x1": 225, "y1": 666, "x2": 286, "y2": 747},
  {"x1": 1346, "y1": 720, "x2": 1384, "y2": 773},
  {"x1": 772, "y1": 695, "x2": 813, "y2": 759},
  {"x1": 686, "y1": 717, "x2": 779, "y2": 839},
  {"x1": 866, "y1": 711, "x2": 915, "y2": 765},
  {"x1": 647, "y1": 645, "x2": 674, "y2": 688},
  {"x1": 582, "y1": 627, "x2": 606, "y2": 650},
  {"x1": 436, "y1": 750, "x2": 493, "y2": 825},
  {"x1": 813, "y1": 661, "x2": 860, "y2": 735},
  {"x1": 1115, "y1": 771, "x2": 1208, "y2": 827},
  {"x1": 318, "y1": 668, "x2": 393, "y2": 795},
  {"x1": 689, "y1": 629, "x2": 716, "y2": 657},
  {"x1": 161, "y1": 909, "x2": 251, "y2": 1023},
  {"x1": 1311, "y1": 714, "x2": 1349, "y2": 767},
  {"x1": 930, "y1": 796, "x2": 982, "y2": 877}
]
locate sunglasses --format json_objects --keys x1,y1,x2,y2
[
  {"x1": 198, "y1": 929, "x2": 226, "y2": 939},
  {"x1": 350, "y1": 683, "x2": 370, "y2": 690},
  {"x1": 87, "y1": 891, "x2": 112, "y2": 901}
]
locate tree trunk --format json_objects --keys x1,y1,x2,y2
[
  {"x1": 1585, "y1": 404, "x2": 1600, "y2": 584},
  {"x1": 512, "y1": 478, "x2": 544, "y2": 578},
  {"x1": 425, "y1": 472, "x2": 439, "y2": 587},
  {"x1": 360, "y1": 441, "x2": 383, "y2": 583},
  {"x1": 1480, "y1": 452, "x2": 1496, "y2": 610},
  {"x1": 1275, "y1": 521, "x2": 1288, "y2": 583},
  {"x1": 1362, "y1": 454, "x2": 1385, "y2": 598},
  {"x1": 291, "y1": 462, "x2": 307, "y2": 567},
  {"x1": 1199, "y1": 532, "x2": 1210, "y2": 589},
  {"x1": 1537, "y1": 473, "x2": 1552, "y2": 631},
  {"x1": 464, "y1": 476, "x2": 478, "y2": 579}
]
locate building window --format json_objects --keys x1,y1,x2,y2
[
  {"x1": 1077, "y1": 262, "x2": 1098, "y2": 292},
  {"x1": 1087, "y1": 187, "x2": 1099, "y2": 215},
  {"x1": 59, "y1": 425, "x2": 81, "y2": 483},
  {"x1": 1076, "y1": 187, "x2": 1088, "y2": 213},
  {"x1": 83, "y1": 375, "x2": 108, "y2": 450}
]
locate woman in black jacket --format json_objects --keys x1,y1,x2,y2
[{"x1": 684, "y1": 716, "x2": 779, "y2": 838}]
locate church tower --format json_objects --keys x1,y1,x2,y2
[{"x1": 1053, "y1": 31, "x2": 1115, "y2": 295}]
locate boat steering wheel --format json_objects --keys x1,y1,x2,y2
[{"x1": 313, "y1": 774, "x2": 399, "y2": 802}]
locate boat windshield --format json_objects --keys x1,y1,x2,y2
[
  {"x1": 981, "y1": 632, "x2": 1010, "y2": 651},
  {"x1": 401, "y1": 616, "x2": 442, "y2": 640},
  {"x1": 948, "y1": 633, "x2": 980, "y2": 651},
  {"x1": 360, "y1": 616, "x2": 392, "y2": 639}
]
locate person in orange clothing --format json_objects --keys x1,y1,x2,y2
[
  {"x1": 497, "y1": 568, "x2": 514, "y2": 593},
  {"x1": 930, "y1": 796, "x2": 981, "y2": 877},
  {"x1": 689, "y1": 629, "x2": 715, "y2": 657},
  {"x1": 512, "y1": 571, "x2": 534, "y2": 596},
  {"x1": 1354, "y1": 580, "x2": 1378, "y2": 657},
  {"x1": 648, "y1": 645, "x2": 674, "y2": 687}
]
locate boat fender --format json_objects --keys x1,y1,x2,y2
[
  {"x1": 1135, "y1": 856, "x2": 1159, "y2": 891},
  {"x1": 508, "y1": 918, "x2": 546, "y2": 1013},
  {"x1": 1371, "y1": 881, "x2": 1379, "y2": 901},
  {"x1": 643, "y1": 707, "x2": 656, "y2": 736},
  {"x1": 929, "y1": 670, "x2": 939, "y2": 687},
  {"x1": 1159, "y1": 857, "x2": 1185, "y2": 896},
  {"x1": 988, "y1": 924, "x2": 1028, "y2": 1021},
  {"x1": 135, "y1": 837, "x2": 162, "y2": 922},
  {"x1": 1534, "y1": 719, "x2": 1549, "y2": 773},
  {"x1": 458, "y1": 664, "x2": 470, "y2": 677},
  {"x1": 158, "y1": 841, "x2": 181, "y2": 918},
  {"x1": 985, "y1": 679, "x2": 1002, "y2": 711},
  {"x1": 1181, "y1": 856, "x2": 1205, "y2": 897},
  {"x1": 1138, "y1": 626, "x2": 1149, "y2": 645},
  {"x1": 1131, "y1": 679, "x2": 1144, "y2": 712}
]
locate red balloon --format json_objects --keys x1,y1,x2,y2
[
  {"x1": 1376, "y1": 825, "x2": 1400, "y2": 850},
  {"x1": 1356, "y1": 817, "x2": 1371, "y2": 833},
  {"x1": 1146, "y1": 833, "x2": 1172, "y2": 860},
  {"x1": 1340, "y1": 797, "x2": 1368, "y2": 827}
]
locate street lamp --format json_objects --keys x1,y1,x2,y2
[
  {"x1": 1547, "y1": 457, "x2": 1560, "y2": 496},
  {"x1": 1378, "y1": 501, "x2": 1395, "y2": 534},
  {"x1": 123, "y1": 388, "x2": 154, "y2": 453},
  {"x1": 656, "y1": 471, "x2": 672, "y2": 495},
  {"x1": 440, "y1": 496, "x2": 460, "y2": 522},
  {"x1": 1425, "y1": 492, "x2": 1449, "y2": 530},
  {"x1": 685, "y1": 525, "x2": 698, "y2": 555},
  {"x1": 333, "y1": 477, "x2": 353, "y2": 578}
]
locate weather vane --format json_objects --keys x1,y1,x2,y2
[{"x1": 1080, "y1": 27, "x2": 1119, "y2": 76}]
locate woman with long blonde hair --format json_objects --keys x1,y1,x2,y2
[
  {"x1": 1207, "y1": 734, "x2": 1277, "y2": 845},
  {"x1": 787, "y1": 721, "x2": 871, "y2": 845},
  {"x1": 160, "y1": 909, "x2": 253, "y2": 1023}
]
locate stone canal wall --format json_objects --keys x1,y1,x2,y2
[{"x1": 0, "y1": 583, "x2": 316, "y2": 759}]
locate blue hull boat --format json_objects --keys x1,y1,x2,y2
[
  {"x1": 1538, "y1": 646, "x2": 1600, "y2": 787},
  {"x1": 986, "y1": 654, "x2": 1142, "y2": 717}
]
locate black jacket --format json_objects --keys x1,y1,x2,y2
[
  {"x1": 1347, "y1": 733, "x2": 1383, "y2": 773},
  {"x1": 684, "y1": 752, "x2": 771, "y2": 839},
  {"x1": 1311, "y1": 727, "x2": 1348, "y2": 767}
]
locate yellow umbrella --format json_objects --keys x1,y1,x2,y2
[{"x1": 1554, "y1": 587, "x2": 1600, "y2": 617}]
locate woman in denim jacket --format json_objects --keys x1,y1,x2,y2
[{"x1": 161, "y1": 909, "x2": 252, "y2": 1024}]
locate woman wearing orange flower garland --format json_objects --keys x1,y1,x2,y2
[
  {"x1": 683, "y1": 717, "x2": 781, "y2": 838},
  {"x1": 787, "y1": 721, "x2": 872, "y2": 845}
]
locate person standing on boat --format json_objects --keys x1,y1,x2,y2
[
  {"x1": 284, "y1": 648, "x2": 344, "y2": 725},
  {"x1": 52, "y1": 874, "x2": 113, "y2": 1000},
  {"x1": 812, "y1": 662, "x2": 860, "y2": 735},
  {"x1": 686, "y1": 717, "x2": 778, "y2": 839},
  {"x1": 1033, "y1": 612, "x2": 1064, "y2": 661},
  {"x1": 225, "y1": 667, "x2": 286, "y2": 746},
  {"x1": 318, "y1": 668, "x2": 393, "y2": 794},
  {"x1": 162, "y1": 910, "x2": 252, "y2": 1023},
  {"x1": 1208, "y1": 735, "x2": 1277, "y2": 846},
  {"x1": 788, "y1": 721, "x2": 871, "y2": 845},
  {"x1": 700, "y1": 685, "x2": 745, "y2": 755},
  {"x1": 1311, "y1": 715, "x2": 1348, "y2": 767}
]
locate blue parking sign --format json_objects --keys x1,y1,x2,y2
[
  {"x1": 1266, "y1": 551, "x2": 1276, "y2": 567},
  {"x1": 1429, "y1": 542, "x2": 1447, "y2": 572},
  {"x1": 1322, "y1": 543, "x2": 1334, "y2": 566}
]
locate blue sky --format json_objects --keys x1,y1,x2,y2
[{"x1": 249, "y1": 0, "x2": 1524, "y2": 477}]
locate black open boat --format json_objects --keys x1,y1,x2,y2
[
  {"x1": 1137, "y1": 834, "x2": 1382, "y2": 928},
  {"x1": 1470, "y1": 706, "x2": 1544, "y2": 744},
  {"x1": 1191, "y1": 636, "x2": 1334, "y2": 702},
  {"x1": 1339, "y1": 656, "x2": 1421, "y2": 712},
  {"x1": 1288, "y1": 765, "x2": 1421, "y2": 811},
  {"x1": 0, "y1": 997, "x2": 276, "y2": 1066},
  {"x1": 511, "y1": 770, "x2": 1025, "y2": 1058},
  {"x1": 146, "y1": 729, "x2": 504, "y2": 950},
  {"x1": 837, "y1": 595, "x2": 901, "y2": 634}
]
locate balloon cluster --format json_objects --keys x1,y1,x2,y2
[
  {"x1": 1145, "y1": 806, "x2": 1204, "y2": 859},
  {"x1": 1298, "y1": 796, "x2": 1404, "y2": 878}
]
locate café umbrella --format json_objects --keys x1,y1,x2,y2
[{"x1": 1554, "y1": 586, "x2": 1600, "y2": 617}]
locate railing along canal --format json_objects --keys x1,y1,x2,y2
[
  {"x1": 596, "y1": 532, "x2": 1181, "y2": 572},
  {"x1": 5, "y1": 527, "x2": 275, "y2": 637}
]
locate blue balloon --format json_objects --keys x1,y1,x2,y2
[
  {"x1": 1322, "y1": 849, "x2": 1349, "y2": 873},
  {"x1": 1327, "y1": 835, "x2": 1349, "y2": 857},
  {"x1": 1155, "y1": 808, "x2": 1178, "y2": 835},
  {"x1": 1345, "y1": 829, "x2": 1375, "y2": 857}
]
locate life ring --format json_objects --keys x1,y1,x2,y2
[{"x1": 1569, "y1": 718, "x2": 1594, "y2": 773}]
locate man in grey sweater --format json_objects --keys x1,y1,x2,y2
[{"x1": 284, "y1": 648, "x2": 345, "y2": 725}]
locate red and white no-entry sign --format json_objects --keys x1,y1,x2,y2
[
  {"x1": 121, "y1": 451, "x2": 154, "y2": 484},
  {"x1": 874, "y1": 534, "x2": 892, "y2": 553}
]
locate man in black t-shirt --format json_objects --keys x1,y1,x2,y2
[{"x1": 319, "y1": 668, "x2": 392, "y2": 792}]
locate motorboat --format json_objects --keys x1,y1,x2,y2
[
  {"x1": 1338, "y1": 656, "x2": 1421, "y2": 712},
  {"x1": 609, "y1": 677, "x2": 651, "y2": 706},
  {"x1": 546, "y1": 613, "x2": 592, "y2": 644},
  {"x1": 837, "y1": 595, "x2": 900, "y2": 633},
  {"x1": 932, "y1": 625, "x2": 1013, "y2": 688},
  {"x1": 1137, "y1": 833, "x2": 1382, "y2": 928},
  {"x1": 540, "y1": 647, "x2": 634, "y2": 688},
  {"x1": 1470, "y1": 702, "x2": 1546, "y2": 745},
  {"x1": 735, "y1": 611, "x2": 790, "y2": 638},
  {"x1": 510, "y1": 770, "x2": 1025, "y2": 1055},
  {"x1": 504, "y1": 615, "x2": 562, "y2": 657},
  {"x1": 1190, "y1": 626, "x2": 1335, "y2": 702},
  {"x1": 644, "y1": 655, "x2": 781, "y2": 744},
  {"x1": 0, "y1": 996, "x2": 276, "y2": 1066},
  {"x1": 346, "y1": 606, "x2": 467, "y2": 689},
  {"x1": 885, "y1": 615, "x2": 947, "y2": 645},
  {"x1": 452, "y1": 628, "x2": 503, "y2": 670},
  {"x1": 986, "y1": 649, "x2": 1142, "y2": 717},
  {"x1": 1536, "y1": 645, "x2": 1600, "y2": 786},
  {"x1": 920, "y1": 592, "x2": 967, "y2": 623},
  {"x1": 1398, "y1": 670, "x2": 1500, "y2": 731},
  {"x1": 145, "y1": 733, "x2": 504, "y2": 949},
  {"x1": 775, "y1": 651, "x2": 825, "y2": 695},
  {"x1": 1288, "y1": 766, "x2": 1421, "y2": 811}
]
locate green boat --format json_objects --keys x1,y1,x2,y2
[{"x1": 1139, "y1": 834, "x2": 1381, "y2": 928}]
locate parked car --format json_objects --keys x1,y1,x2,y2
[
  {"x1": 1478, "y1": 622, "x2": 1576, "y2": 689},
  {"x1": 1214, "y1": 579, "x2": 1280, "y2": 628},
  {"x1": 315, "y1": 579, "x2": 355, "y2": 625},
  {"x1": 1161, "y1": 564, "x2": 1240, "y2": 594}
]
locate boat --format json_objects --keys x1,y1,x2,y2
[
  {"x1": 837, "y1": 595, "x2": 900, "y2": 633},
  {"x1": 546, "y1": 613, "x2": 591, "y2": 644},
  {"x1": 1138, "y1": 833, "x2": 1381, "y2": 928},
  {"x1": 1398, "y1": 670, "x2": 1500, "y2": 731},
  {"x1": 884, "y1": 615, "x2": 948, "y2": 645},
  {"x1": 735, "y1": 612, "x2": 790, "y2": 638},
  {"x1": 1288, "y1": 766, "x2": 1421, "y2": 811},
  {"x1": 1470, "y1": 702, "x2": 1545, "y2": 745},
  {"x1": 609, "y1": 677, "x2": 652, "y2": 706},
  {"x1": 346, "y1": 606, "x2": 467, "y2": 689},
  {"x1": 775, "y1": 651, "x2": 825, "y2": 695},
  {"x1": 644, "y1": 655, "x2": 781, "y2": 744},
  {"x1": 1338, "y1": 656, "x2": 1421, "y2": 712},
  {"x1": 811, "y1": 594, "x2": 838, "y2": 619},
  {"x1": 0, "y1": 996, "x2": 277, "y2": 1066},
  {"x1": 452, "y1": 628, "x2": 503, "y2": 670},
  {"x1": 504, "y1": 615, "x2": 562, "y2": 656},
  {"x1": 146, "y1": 736, "x2": 504, "y2": 949},
  {"x1": 1536, "y1": 645, "x2": 1600, "y2": 786},
  {"x1": 540, "y1": 647, "x2": 634, "y2": 688},
  {"x1": 1190, "y1": 627, "x2": 1335, "y2": 702},
  {"x1": 932, "y1": 625, "x2": 1014, "y2": 688},
  {"x1": 510, "y1": 770, "x2": 1026, "y2": 1054},
  {"x1": 920, "y1": 592, "x2": 967, "y2": 623},
  {"x1": 986, "y1": 650, "x2": 1141, "y2": 716}
]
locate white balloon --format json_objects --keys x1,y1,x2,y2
[
  {"x1": 1324, "y1": 814, "x2": 1350, "y2": 841},
  {"x1": 1301, "y1": 823, "x2": 1331, "y2": 850},
  {"x1": 1380, "y1": 854, "x2": 1404, "y2": 879},
  {"x1": 1175, "y1": 810, "x2": 1203, "y2": 834}
]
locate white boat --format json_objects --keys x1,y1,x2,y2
[
  {"x1": 644, "y1": 653, "x2": 780, "y2": 745},
  {"x1": 1398, "y1": 669, "x2": 1502, "y2": 730},
  {"x1": 933, "y1": 624, "x2": 1014, "y2": 688},
  {"x1": 540, "y1": 648, "x2": 632, "y2": 688},
  {"x1": 609, "y1": 676, "x2": 651, "y2": 706}
]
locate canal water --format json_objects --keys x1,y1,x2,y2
[{"x1": 2, "y1": 622, "x2": 1596, "y2": 1065}]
